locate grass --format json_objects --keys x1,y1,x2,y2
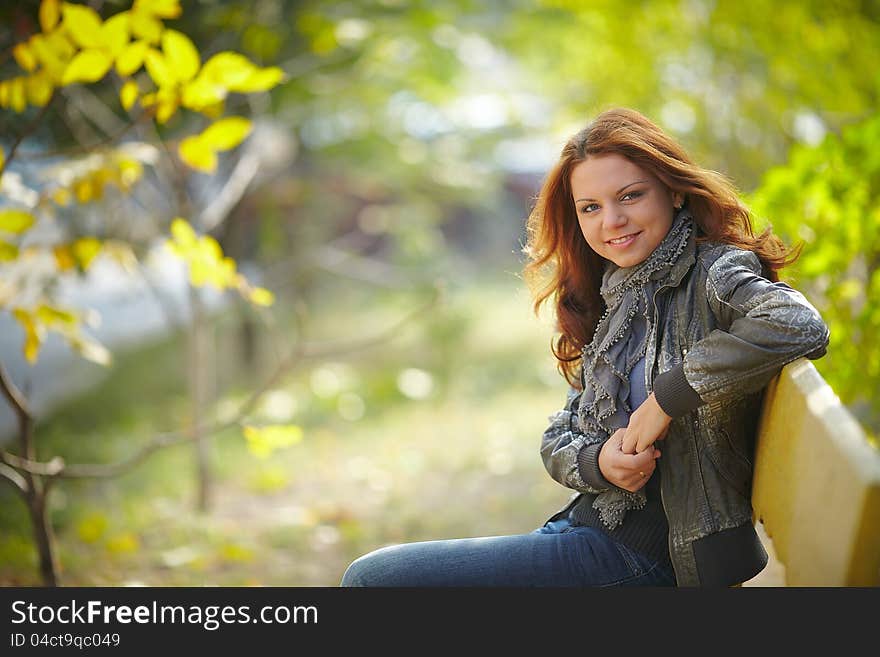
[{"x1": 0, "y1": 270, "x2": 577, "y2": 586}]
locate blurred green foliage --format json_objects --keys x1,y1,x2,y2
[{"x1": 750, "y1": 114, "x2": 880, "y2": 431}]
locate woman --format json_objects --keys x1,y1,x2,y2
[{"x1": 340, "y1": 107, "x2": 829, "y2": 587}]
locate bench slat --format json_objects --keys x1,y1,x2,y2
[{"x1": 752, "y1": 358, "x2": 880, "y2": 586}]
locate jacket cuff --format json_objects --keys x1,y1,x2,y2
[
  {"x1": 577, "y1": 443, "x2": 612, "y2": 490},
  {"x1": 653, "y1": 364, "x2": 705, "y2": 418}
]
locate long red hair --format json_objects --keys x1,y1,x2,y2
[{"x1": 522, "y1": 107, "x2": 800, "y2": 389}]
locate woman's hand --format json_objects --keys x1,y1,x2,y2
[
  {"x1": 598, "y1": 428, "x2": 661, "y2": 493},
  {"x1": 620, "y1": 392, "x2": 673, "y2": 454}
]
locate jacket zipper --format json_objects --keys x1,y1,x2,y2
[{"x1": 648, "y1": 283, "x2": 683, "y2": 585}]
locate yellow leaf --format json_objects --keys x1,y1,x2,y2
[
  {"x1": 9, "y1": 78, "x2": 26, "y2": 113},
  {"x1": 250, "y1": 465, "x2": 290, "y2": 493},
  {"x1": 53, "y1": 244, "x2": 76, "y2": 270},
  {"x1": 162, "y1": 29, "x2": 199, "y2": 83},
  {"x1": 13, "y1": 309, "x2": 44, "y2": 364},
  {"x1": 61, "y1": 2, "x2": 104, "y2": 50},
  {"x1": 214, "y1": 256, "x2": 237, "y2": 288},
  {"x1": 181, "y1": 77, "x2": 226, "y2": 112},
  {"x1": 0, "y1": 240, "x2": 19, "y2": 261},
  {"x1": 248, "y1": 287, "x2": 275, "y2": 307},
  {"x1": 75, "y1": 512, "x2": 108, "y2": 543},
  {"x1": 119, "y1": 79, "x2": 138, "y2": 110},
  {"x1": 51, "y1": 187, "x2": 71, "y2": 206},
  {"x1": 219, "y1": 542, "x2": 254, "y2": 563},
  {"x1": 88, "y1": 169, "x2": 109, "y2": 200},
  {"x1": 62, "y1": 50, "x2": 113, "y2": 85},
  {"x1": 134, "y1": 0, "x2": 182, "y2": 19},
  {"x1": 170, "y1": 217, "x2": 197, "y2": 247},
  {"x1": 154, "y1": 89, "x2": 179, "y2": 124},
  {"x1": 200, "y1": 51, "x2": 257, "y2": 87},
  {"x1": 102, "y1": 12, "x2": 130, "y2": 59},
  {"x1": 129, "y1": 10, "x2": 162, "y2": 43},
  {"x1": 200, "y1": 117, "x2": 252, "y2": 151},
  {"x1": 105, "y1": 532, "x2": 139, "y2": 555},
  {"x1": 184, "y1": 236, "x2": 238, "y2": 289},
  {"x1": 29, "y1": 34, "x2": 66, "y2": 82},
  {"x1": 36, "y1": 304, "x2": 77, "y2": 327},
  {"x1": 116, "y1": 39, "x2": 149, "y2": 76},
  {"x1": 144, "y1": 48, "x2": 175, "y2": 88},
  {"x1": 68, "y1": 335, "x2": 112, "y2": 366},
  {"x1": 201, "y1": 236, "x2": 224, "y2": 262},
  {"x1": 231, "y1": 66, "x2": 285, "y2": 93},
  {"x1": 40, "y1": 0, "x2": 61, "y2": 33},
  {"x1": 116, "y1": 157, "x2": 143, "y2": 188},
  {"x1": 0, "y1": 209, "x2": 36, "y2": 234},
  {"x1": 243, "y1": 424, "x2": 303, "y2": 459},
  {"x1": 73, "y1": 177, "x2": 94, "y2": 203},
  {"x1": 72, "y1": 237, "x2": 101, "y2": 270},
  {"x1": 178, "y1": 135, "x2": 217, "y2": 173},
  {"x1": 24, "y1": 326, "x2": 42, "y2": 362},
  {"x1": 45, "y1": 28, "x2": 76, "y2": 60},
  {"x1": 13, "y1": 43, "x2": 38, "y2": 72},
  {"x1": 188, "y1": 261, "x2": 209, "y2": 286},
  {"x1": 26, "y1": 72, "x2": 54, "y2": 107},
  {"x1": 198, "y1": 100, "x2": 225, "y2": 119}
]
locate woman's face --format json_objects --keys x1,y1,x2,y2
[{"x1": 569, "y1": 153, "x2": 682, "y2": 269}]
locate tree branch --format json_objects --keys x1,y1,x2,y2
[
  {"x1": 0, "y1": 92, "x2": 57, "y2": 178},
  {"x1": 58, "y1": 433, "x2": 186, "y2": 479},
  {"x1": 199, "y1": 151, "x2": 261, "y2": 232},
  {"x1": 0, "y1": 362, "x2": 35, "y2": 462},
  {"x1": 1, "y1": 450, "x2": 63, "y2": 476},
  {"x1": 0, "y1": 284, "x2": 443, "y2": 481},
  {"x1": 0, "y1": 362, "x2": 30, "y2": 421},
  {"x1": 0, "y1": 462, "x2": 28, "y2": 495},
  {"x1": 63, "y1": 86, "x2": 128, "y2": 139},
  {"x1": 15, "y1": 110, "x2": 151, "y2": 160}
]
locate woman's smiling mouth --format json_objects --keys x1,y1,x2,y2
[{"x1": 606, "y1": 231, "x2": 641, "y2": 246}]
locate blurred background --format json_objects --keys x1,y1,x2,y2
[{"x1": 1, "y1": 0, "x2": 878, "y2": 586}]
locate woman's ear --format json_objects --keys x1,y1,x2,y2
[{"x1": 672, "y1": 192, "x2": 684, "y2": 209}]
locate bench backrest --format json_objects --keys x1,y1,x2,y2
[{"x1": 752, "y1": 357, "x2": 880, "y2": 586}]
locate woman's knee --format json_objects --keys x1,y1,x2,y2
[
  {"x1": 339, "y1": 546, "x2": 396, "y2": 587},
  {"x1": 340, "y1": 553, "x2": 371, "y2": 587}
]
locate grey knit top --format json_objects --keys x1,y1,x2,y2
[{"x1": 567, "y1": 313, "x2": 672, "y2": 568}]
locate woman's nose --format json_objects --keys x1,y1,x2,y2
[{"x1": 603, "y1": 209, "x2": 628, "y2": 230}]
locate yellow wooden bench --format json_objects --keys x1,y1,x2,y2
[{"x1": 751, "y1": 357, "x2": 880, "y2": 586}]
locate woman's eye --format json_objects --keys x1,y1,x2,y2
[
  {"x1": 621, "y1": 191, "x2": 642, "y2": 201},
  {"x1": 580, "y1": 203, "x2": 599, "y2": 214}
]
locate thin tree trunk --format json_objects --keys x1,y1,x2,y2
[
  {"x1": 28, "y1": 484, "x2": 59, "y2": 586},
  {"x1": 189, "y1": 286, "x2": 212, "y2": 512},
  {"x1": 0, "y1": 363, "x2": 59, "y2": 586}
]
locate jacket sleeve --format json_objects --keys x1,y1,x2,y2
[
  {"x1": 540, "y1": 385, "x2": 616, "y2": 493},
  {"x1": 653, "y1": 248, "x2": 830, "y2": 418}
]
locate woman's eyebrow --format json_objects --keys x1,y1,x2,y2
[{"x1": 575, "y1": 180, "x2": 648, "y2": 203}]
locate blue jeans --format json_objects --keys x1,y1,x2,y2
[{"x1": 340, "y1": 516, "x2": 676, "y2": 587}]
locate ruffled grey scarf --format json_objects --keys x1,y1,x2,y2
[{"x1": 577, "y1": 207, "x2": 695, "y2": 529}]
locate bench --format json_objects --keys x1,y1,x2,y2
[{"x1": 751, "y1": 357, "x2": 880, "y2": 585}]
